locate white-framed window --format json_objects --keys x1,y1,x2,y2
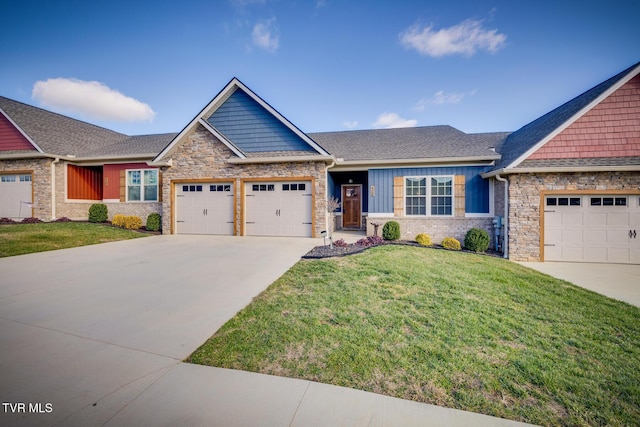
[
  {"x1": 405, "y1": 176, "x2": 453, "y2": 216},
  {"x1": 127, "y1": 169, "x2": 158, "y2": 202}
]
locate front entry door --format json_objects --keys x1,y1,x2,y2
[{"x1": 342, "y1": 184, "x2": 362, "y2": 228}]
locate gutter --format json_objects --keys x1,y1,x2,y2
[
  {"x1": 228, "y1": 155, "x2": 335, "y2": 164},
  {"x1": 494, "y1": 174, "x2": 508, "y2": 259},
  {"x1": 335, "y1": 155, "x2": 500, "y2": 169}
]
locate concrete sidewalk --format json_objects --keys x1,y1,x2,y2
[
  {"x1": 519, "y1": 261, "x2": 640, "y2": 308},
  {"x1": 0, "y1": 235, "x2": 534, "y2": 426}
]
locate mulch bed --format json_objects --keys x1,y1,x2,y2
[{"x1": 303, "y1": 240, "x2": 503, "y2": 259}]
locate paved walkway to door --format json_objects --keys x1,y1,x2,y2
[{"x1": 1, "y1": 235, "x2": 533, "y2": 426}]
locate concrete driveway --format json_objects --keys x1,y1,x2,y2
[
  {"x1": 519, "y1": 262, "x2": 640, "y2": 308},
  {"x1": 1, "y1": 235, "x2": 535, "y2": 427},
  {"x1": 0, "y1": 235, "x2": 318, "y2": 426}
]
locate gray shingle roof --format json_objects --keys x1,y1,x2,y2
[
  {"x1": 0, "y1": 96, "x2": 175, "y2": 159},
  {"x1": 494, "y1": 61, "x2": 640, "y2": 170},
  {"x1": 517, "y1": 157, "x2": 640, "y2": 169},
  {"x1": 309, "y1": 126, "x2": 507, "y2": 162}
]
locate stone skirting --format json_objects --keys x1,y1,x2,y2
[
  {"x1": 365, "y1": 215, "x2": 497, "y2": 249},
  {"x1": 507, "y1": 171, "x2": 640, "y2": 261},
  {"x1": 57, "y1": 200, "x2": 162, "y2": 222}
]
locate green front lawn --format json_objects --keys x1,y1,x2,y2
[
  {"x1": 0, "y1": 222, "x2": 149, "y2": 257},
  {"x1": 188, "y1": 245, "x2": 640, "y2": 426}
]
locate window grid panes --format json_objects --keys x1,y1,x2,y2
[
  {"x1": 405, "y1": 178, "x2": 426, "y2": 215},
  {"x1": 430, "y1": 177, "x2": 452, "y2": 216},
  {"x1": 127, "y1": 169, "x2": 158, "y2": 201}
]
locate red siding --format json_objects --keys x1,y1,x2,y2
[
  {"x1": 67, "y1": 165, "x2": 103, "y2": 200},
  {"x1": 0, "y1": 113, "x2": 35, "y2": 151},
  {"x1": 528, "y1": 74, "x2": 640, "y2": 160},
  {"x1": 103, "y1": 163, "x2": 155, "y2": 200}
]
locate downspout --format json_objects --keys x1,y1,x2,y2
[
  {"x1": 51, "y1": 158, "x2": 60, "y2": 220},
  {"x1": 495, "y1": 174, "x2": 508, "y2": 259}
]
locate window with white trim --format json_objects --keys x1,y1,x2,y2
[
  {"x1": 127, "y1": 169, "x2": 158, "y2": 201},
  {"x1": 405, "y1": 176, "x2": 453, "y2": 216}
]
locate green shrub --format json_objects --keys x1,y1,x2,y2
[
  {"x1": 415, "y1": 233, "x2": 432, "y2": 246},
  {"x1": 112, "y1": 214, "x2": 127, "y2": 228},
  {"x1": 382, "y1": 221, "x2": 400, "y2": 241},
  {"x1": 124, "y1": 215, "x2": 143, "y2": 230},
  {"x1": 442, "y1": 237, "x2": 461, "y2": 251},
  {"x1": 464, "y1": 227, "x2": 490, "y2": 252},
  {"x1": 146, "y1": 213, "x2": 161, "y2": 232},
  {"x1": 88, "y1": 203, "x2": 108, "y2": 223}
]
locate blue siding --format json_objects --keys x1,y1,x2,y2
[
  {"x1": 208, "y1": 89, "x2": 315, "y2": 153},
  {"x1": 368, "y1": 166, "x2": 491, "y2": 214}
]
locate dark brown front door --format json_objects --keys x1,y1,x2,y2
[{"x1": 342, "y1": 185, "x2": 361, "y2": 228}]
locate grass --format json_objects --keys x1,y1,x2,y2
[
  {"x1": 188, "y1": 245, "x2": 640, "y2": 426},
  {"x1": 0, "y1": 222, "x2": 148, "y2": 257}
]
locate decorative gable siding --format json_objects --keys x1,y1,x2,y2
[
  {"x1": 368, "y1": 166, "x2": 492, "y2": 214},
  {"x1": 527, "y1": 74, "x2": 640, "y2": 160},
  {"x1": 207, "y1": 89, "x2": 315, "y2": 153},
  {"x1": 0, "y1": 113, "x2": 35, "y2": 151}
]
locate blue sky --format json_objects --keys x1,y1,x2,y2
[{"x1": 1, "y1": 0, "x2": 638, "y2": 136}]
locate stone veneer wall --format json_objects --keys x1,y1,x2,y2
[
  {"x1": 54, "y1": 161, "x2": 161, "y2": 221},
  {"x1": 507, "y1": 171, "x2": 640, "y2": 261},
  {"x1": 0, "y1": 158, "x2": 52, "y2": 219},
  {"x1": 366, "y1": 216, "x2": 496, "y2": 249},
  {"x1": 160, "y1": 125, "x2": 328, "y2": 236}
]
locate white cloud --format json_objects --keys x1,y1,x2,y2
[
  {"x1": 252, "y1": 18, "x2": 279, "y2": 52},
  {"x1": 32, "y1": 78, "x2": 155, "y2": 122},
  {"x1": 342, "y1": 120, "x2": 358, "y2": 129},
  {"x1": 372, "y1": 112, "x2": 417, "y2": 129},
  {"x1": 414, "y1": 90, "x2": 467, "y2": 110},
  {"x1": 400, "y1": 19, "x2": 506, "y2": 57}
]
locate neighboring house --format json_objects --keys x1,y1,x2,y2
[{"x1": 1, "y1": 61, "x2": 638, "y2": 264}]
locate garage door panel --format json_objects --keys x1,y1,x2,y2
[
  {"x1": 544, "y1": 193, "x2": 639, "y2": 264},
  {"x1": 245, "y1": 181, "x2": 312, "y2": 237},
  {"x1": 0, "y1": 175, "x2": 32, "y2": 218},
  {"x1": 176, "y1": 183, "x2": 234, "y2": 235}
]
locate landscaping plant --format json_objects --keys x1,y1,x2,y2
[
  {"x1": 146, "y1": 213, "x2": 161, "y2": 231},
  {"x1": 441, "y1": 236, "x2": 461, "y2": 250},
  {"x1": 382, "y1": 220, "x2": 400, "y2": 241},
  {"x1": 88, "y1": 203, "x2": 108, "y2": 223},
  {"x1": 112, "y1": 214, "x2": 127, "y2": 228},
  {"x1": 464, "y1": 227, "x2": 490, "y2": 252},
  {"x1": 415, "y1": 233, "x2": 432, "y2": 246},
  {"x1": 124, "y1": 215, "x2": 143, "y2": 230}
]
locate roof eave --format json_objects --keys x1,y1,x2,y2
[
  {"x1": 483, "y1": 164, "x2": 640, "y2": 178},
  {"x1": 228, "y1": 155, "x2": 335, "y2": 164},
  {"x1": 0, "y1": 107, "x2": 45, "y2": 153},
  {"x1": 333, "y1": 155, "x2": 500, "y2": 168}
]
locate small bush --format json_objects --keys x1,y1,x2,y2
[
  {"x1": 382, "y1": 221, "x2": 400, "y2": 241},
  {"x1": 146, "y1": 213, "x2": 161, "y2": 232},
  {"x1": 442, "y1": 237, "x2": 461, "y2": 251},
  {"x1": 20, "y1": 217, "x2": 42, "y2": 224},
  {"x1": 0, "y1": 217, "x2": 16, "y2": 224},
  {"x1": 88, "y1": 203, "x2": 108, "y2": 223},
  {"x1": 54, "y1": 217, "x2": 72, "y2": 222},
  {"x1": 356, "y1": 235, "x2": 384, "y2": 247},
  {"x1": 464, "y1": 227, "x2": 490, "y2": 252},
  {"x1": 333, "y1": 238, "x2": 348, "y2": 247},
  {"x1": 112, "y1": 214, "x2": 127, "y2": 228},
  {"x1": 124, "y1": 215, "x2": 143, "y2": 230},
  {"x1": 415, "y1": 233, "x2": 432, "y2": 246}
]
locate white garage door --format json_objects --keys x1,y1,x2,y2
[
  {"x1": 544, "y1": 195, "x2": 640, "y2": 264},
  {"x1": 0, "y1": 174, "x2": 32, "y2": 218},
  {"x1": 245, "y1": 181, "x2": 312, "y2": 237},
  {"x1": 175, "y1": 183, "x2": 234, "y2": 235}
]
